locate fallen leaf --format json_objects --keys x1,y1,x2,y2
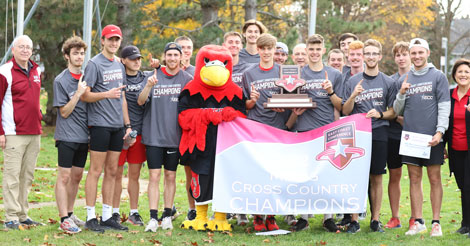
[
  {"x1": 191, "y1": 242, "x2": 198, "y2": 246},
  {"x1": 451, "y1": 219, "x2": 456, "y2": 223},
  {"x1": 48, "y1": 218, "x2": 58, "y2": 224},
  {"x1": 245, "y1": 227, "x2": 253, "y2": 233},
  {"x1": 23, "y1": 238, "x2": 31, "y2": 243},
  {"x1": 207, "y1": 232, "x2": 214, "y2": 237},
  {"x1": 149, "y1": 239, "x2": 162, "y2": 245},
  {"x1": 44, "y1": 234, "x2": 49, "y2": 241},
  {"x1": 130, "y1": 230, "x2": 139, "y2": 234},
  {"x1": 116, "y1": 233, "x2": 123, "y2": 240},
  {"x1": 165, "y1": 231, "x2": 173, "y2": 236},
  {"x1": 263, "y1": 239, "x2": 271, "y2": 243},
  {"x1": 121, "y1": 214, "x2": 128, "y2": 223},
  {"x1": 140, "y1": 238, "x2": 145, "y2": 243},
  {"x1": 221, "y1": 231, "x2": 233, "y2": 237},
  {"x1": 83, "y1": 243, "x2": 96, "y2": 246},
  {"x1": 320, "y1": 240, "x2": 327, "y2": 245},
  {"x1": 420, "y1": 235, "x2": 424, "y2": 240},
  {"x1": 203, "y1": 238, "x2": 214, "y2": 243},
  {"x1": 53, "y1": 234, "x2": 64, "y2": 239}
]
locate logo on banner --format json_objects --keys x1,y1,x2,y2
[{"x1": 316, "y1": 122, "x2": 365, "y2": 170}]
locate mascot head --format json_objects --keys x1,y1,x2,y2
[{"x1": 194, "y1": 45, "x2": 233, "y2": 87}]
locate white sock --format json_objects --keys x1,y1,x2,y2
[
  {"x1": 113, "y1": 208, "x2": 120, "y2": 214},
  {"x1": 102, "y1": 204, "x2": 112, "y2": 221},
  {"x1": 130, "y1": 209, "x2": 138, "y2": 215},
  {"x1": 323, "y1": 214, "x2": 333, "y2": 220},
  {"x1": 86, "y1": 206, "x2": 95, "y2": 221}
]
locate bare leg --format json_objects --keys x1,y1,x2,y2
[
  {"x1": 427, "y1": 165, "x2": 442, "y2": 221},
  {"x1": 369, "y1": 174, "x2": 383, "y2": 221},
  {"x1": 112, "y1": 165, "x2": 125, "y2": 209},
  {"x1": 407, "y1": 164, "x2": 423, "y2": 219},
  {"x1": 101, "y1": 151, "x2": 121, "y2": 206},
  {"x1": 55, "y1": 167, "x2": 72, "y2": 217},
  {"x1": 163, "y1": 169, "x2": 177, "y2": 208},
  {"x1": 85, "y1": 151, "x2": 107, "y2": 207},
  {"x1": 148, "y1": 169, "x2": 162, "y2": 210},
  {"x1": 67, "y1": 166, "x2": 84, "y2": 213},
  {"x1": 388, "y1": 167, "x2": 402, "y2": 218},
  {"x1": 128, "y1": 163, "x2": 142, "y2": 210}
]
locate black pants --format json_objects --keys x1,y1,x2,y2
[{"x1": 449, "y1": 148, "x2": 470, "y2": 226}]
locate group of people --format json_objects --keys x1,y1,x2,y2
[{"x1": 0, "y1": 18, "x2": 469, "y2": 239}]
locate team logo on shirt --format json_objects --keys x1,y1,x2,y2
[
  {"x1": 33, "y1": 75, "x2": 40, "y2": 84},
  {"x1": 316, "y1": 122, "x2": 365, "y2": 170}
]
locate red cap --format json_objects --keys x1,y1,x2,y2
[{"x1": 102, "y1": 24, "x2": 122, "y2": 39}]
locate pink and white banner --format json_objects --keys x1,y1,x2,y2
[{"x1": 212, "y1": 114, "x2": 372, "y2": 215}]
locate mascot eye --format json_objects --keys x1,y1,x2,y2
[
  {"x1": 204, "y1": 58, "x2": 210, "y2": 64},
  {"x1": 223, "y1": 60, "x2": 228, "y2": 66}
]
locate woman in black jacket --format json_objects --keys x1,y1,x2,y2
[{"x1": 445, "y1": 58, "x2": 470, "y2": 236}]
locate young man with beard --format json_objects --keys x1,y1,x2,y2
[
  {"x1": 285, "y1": 34, "x2": 343, "y2": 232},
  {"x1": 274, "y1": 42, "x2": 289, "y2": 65},
  {"x1": 384, "y1": 41, "x2": 411, "y2": 229},
  {"x1": 112, "y1": 45, "x2": 149, "y2": 227},
  {"x1": 81, "y1": 24, "x2": 131, "y2": 232},
  {"x1": 338, "y1": 33, "x2": 358, "y2": 76},
  {"x1": 53, "y1": 36, "x2": 88, "y2": 234},
  {"x1": 138, "y1": 42, "x2": 193, "y2": 232},
  {"x1": 327, "y1": 49, "x2": 346, "y2": 73},
  {"x1": 242, "y1": 33, "x2": 287, "y2": 232},
  {"x1": 291, "y1": 43, "x2": 307, "y2": 67},
  {"x1": 394, "y1": 38, "x2": 450, "y2": 237},
  {"x1": 239, "y1": 19, "x2": 267, "y2": 64},
  {"x1": 343, "y1": 39, "x2": 397, "y2": 233}
]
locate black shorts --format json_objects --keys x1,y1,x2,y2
[
  {"x1": 89, "y1": 126, "x2": 125, "y2": 152},
  {"x1": 387, "y1": 138, "x2": 403, "y2": 169},
  {"x1": 145, "y1": 146, "x2": 179, "y2": 171},
  {"x1": 370, "y1": 140, "x2": 387, "y2": 175},
  {"x1": 402, "y1": 142, "x2": 445, "y2": 167},
  {"x1": 190, "y1": 170, "x2": 213, "y2": 204},
  {"x1": 56, "y1": 141, "x2": 88, "y2": 168}
]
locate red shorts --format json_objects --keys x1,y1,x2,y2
[{"x1": 118, "y1": 135, "x2": 146, "y2": 166}]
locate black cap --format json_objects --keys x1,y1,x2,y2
[
  {"x1": 121, "y1": 45, "x2": 142, "y2": 59},
  {"x1": 164, "y1": 42, "x2": 182, "y2": 54}
]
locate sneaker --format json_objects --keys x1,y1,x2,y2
[
  {"x1": 358, "y1": 212, "x2": 367, "y2": 220},
  {"x1": 291, "y1": 218, "x2": 309, "y2": 232},
  {"x1": 405, "y1": 221, "x2": 427, "y2": 235},
  {"x1": 430, "y1": 222, "x2": 443, "y2": 237},
  {"x1": 237, "y1": 214, "x2": 249, "y2": 226},
  {"x1": 4, "y1": 220, "x2": 22, "y2": 230},
  {"x1": 370, "y1": 220, "x2": 385, "y2": 232},
  {"x1": 186, "y1": 209, "x2": 196, "y2": 221},
  {"x1": 85, "y1": 218, "x2": 105, "y2": 233},
  {"x1": 265, "y1": 215, "x2": 279, "y2": 231},
  {"x1": 409, "y1": 218, "x2": 415, "y2": 227},
  {"x1": 385, "y1": 217, "x2": 401, "y2": 229},
  {"x1": 171, "y1": 205, "x2": 178, "y2": 220},
  {"x1": 456, "y1": 226, "x2": 470, "y2": 234},
  {"x1": 69, "y1": 214, "x2": 85, "y2": 227},
  {"x1": 284, "y1": 215, "x2": 297, "y2": 226},
  {"x1": 323, "y1": 218, "x2": 339, "y2": 232},
  {"x1": 60, "y1": 218, "x2": 81, "y2": 234},
  {"x1": 253, "y1": 215, "x2": 267, "y2": 232},
  {"x1": 336, "y1": 214, "x2": 344, "y2": 220},
  {"x1": 161, "y1": 216, "x2": 173, "y2": 230},
  {"x1": 128, "y1": 212, "x2": 144, "y2": 226},
  {"x1": 100, "y1": 216, "x2": 128, "y2": 231},
  {"x1": 112, "y1": 213, "x2": 121, "y2": 224},
  {"x1": 20, "y1": 218, "x2": 44, "y2": 226},
  {"x1": 346, "y1": 221, "x2": 361, "y2": 234},
  {"x1": 226, "y1": 213, "x2": 234, "y2": 220},
  {"x1": 145, "y1": 218, "x2": 159, "y2": 232},
  {"x1": 337, "y1": 215, "x2": 352, "y2": 227}
]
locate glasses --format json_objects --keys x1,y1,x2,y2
[
  {"x1": 364, "y1": 52, "x2": 380, "y2": 57},
  {"x1": 16, "y1": 45, "x2": 33, "y2": 51}
]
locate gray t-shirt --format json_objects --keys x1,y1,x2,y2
[
  {"x1": 141, "y1": 69, "x2": 193, "y2": 147},
  {"x1": 293, "y1": 66, "x2": 342, "y2": 131},
  {"x1": 238, "y1": 48, "x2": 260, "y2": 65},
  {"x1": 388, "y1": 72, "x2": 403, "y2": 140},
  {"x1": 125, "y1": 71, "x2": 151, "y2": 134},
  {"x1": 185, "y1": 65, "x2": 195, "y2": 76},
  {"x1": 242, "y1": 63, "x2": 288, "y2": 129},
  {"x1": 397, "y1": 67, "x2": 450, "y2": 135},
  {"x1": 53, "y1": 69, "x2": 88, "y2": 143},
  {"x1": 232, "y1": 62, "x2": 254, "y2": 88},
  {"x1": 343, "y1": 72, "x2": 397, "y2": 130},
  {"x1": 84, "y1": 53, "x2": 127, "y2": 128}
]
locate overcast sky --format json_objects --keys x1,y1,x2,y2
[{"x1": 440, "y1": 0, "x2": 470, "y2": 18}]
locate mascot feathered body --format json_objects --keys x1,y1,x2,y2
[{"x1": 178, "y1": 45, "x2": 246, "y2": 231}]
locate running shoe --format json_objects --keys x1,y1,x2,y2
[
  {"x1": 112, "y1": 213, "x2": 121, "y2": 224},
  {"x1": 290, "y1": 218, "x2": 309, "y2": 232},
  {"x1": 60, "y1": 217, "x2": 81, "y2": 234},
  {"x1": 456, "y1": 226, "x2": 470, "y2": 234},
  {"x1": 370, "y1": 220, "x2": 385, "y2": 232},
  {"x1": 237, "y1": 214, "x2": 249, "y2": 226},
  {"x1": 161, "y1": 216, "x2": 173, "y2": 230},
  {"x1": 405, "y1": 221, "x2": 427, "y2": 235},
  {"x1": 253, "y1": 215, "x2": 267, "y2": 232},
  {"x1": 385, "y1": 217, "x2": 401, "y2": 229},
  {"x1": 323, "y1": 218, "x2": 339, "y2": 232},
  {"x1": 284, "y1": 215, "x2": 297, "y2": 226},
  {"x1": 346, "y1": 221, "x2": 361, "y2": 234},
  {"x1": 145, "y1": 218, "x2": 159, "y2": 232},
  {"x1": 4, "y1": 220, "x2": 22, "y2": 230},
  {"x1": 430, "y1": 222, "x2": 442, "y2": 237},
  {"x1": 100, "y1": 216, "x2": 128, "y2": 231},
  {"x1": 128, "y1": 212, "x2": 144, "y2": 226},
  {"x1": 265, "y1": 215, "x2": 279, "y2": 231},
  {"x1": 69, "y1": 214, "x2": 85, "y2": 227},
  {"x1": 186, "y1": 209, "x2": 196, "y2": 221},
  {"x1": 85, "y1": 218, "x2": 105, "y2": 233},
  {"x1": 20, "y1": 218, "x2": 44, "y2": 226}
]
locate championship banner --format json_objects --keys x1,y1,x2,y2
[{"x1": 212, "y1": 114, "x2": 372, "y2": 215}]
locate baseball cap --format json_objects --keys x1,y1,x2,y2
[
  {"x1": 409, "y1": 38, "x2": 429, "y2": 51},
  {"x1": 276, "y1": 42, "x2": 289, "y2": 54},
  {"x1": 121, "y1": 45, "x2": 142, "y2": 60},
  {"x1": 164, "y1": 42, "x2": 182, "y2": 54},
  {"x1": 102, "y1": 24, "x2": 122, "y2": 39}
]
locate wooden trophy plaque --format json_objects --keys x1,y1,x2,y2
[{"x1": 263, "y1": 65, "x2": 317, "y2": 109}]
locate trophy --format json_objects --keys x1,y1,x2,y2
[{"x1": 263, "y1": 65, "x2": 317, "y2": 109}]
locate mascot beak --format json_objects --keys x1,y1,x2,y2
[{"x1": 200, "y1": 59, "x2": 230, "y2": 87}]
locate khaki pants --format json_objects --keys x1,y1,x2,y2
[{"x1": 2, "y1": 135, "x2": 40, "y2": 222}]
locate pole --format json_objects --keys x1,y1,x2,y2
[
  {"x1": 95, "y1": 0, "x2": 102, "y2": 49},
  {"x1": 1, "y1": 0, "x2": 41, "y2": 65},
  {"x1": 16, "y1": 0, "x2": 24, "y2": 36},
  {"x1": 308, "y1": 0, "x2": 317, "y2": 36},
  {"x1": 83, "y1": 0, "x2": 94, "y2": 68}
]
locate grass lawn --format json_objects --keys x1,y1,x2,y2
[{"x1": 0, "y1": 125, "x2": 468, "y2": 245}]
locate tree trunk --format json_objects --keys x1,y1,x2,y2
[
  {"x1": 116, "y1": 0, "x2": 132, "y2": 47},
  {"x1": 201, "y1": 0, "x2": 219, "y2": 26},
  {"x1": 245, "y1": 0, "x2": 257, "y2": 21}
]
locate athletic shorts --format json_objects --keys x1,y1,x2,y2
[
  {"x1": 89, "y1": 126, "x2": 125, "y2": 152},
  {"x1": 190, "y1": 171, "x2": 213, "y2": 204},
  {"x1": 387, "y1": 138, "x2": 403, "y2": 169},
  {"x1": 370, "y1": 140, "x2": 387, "y2": 175},
  {"x1": 402, "y1": 142, "x2": 445, "y2": 167},
  {"x1": 118, "y1": 135, "x2": 146, "y2": 166},
  {"x1": 145, "y1": 146, "x2": 179, "y2": 171},
  {"x1": 56, "y1": 141, "x2": 88, "y2": 168}
]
